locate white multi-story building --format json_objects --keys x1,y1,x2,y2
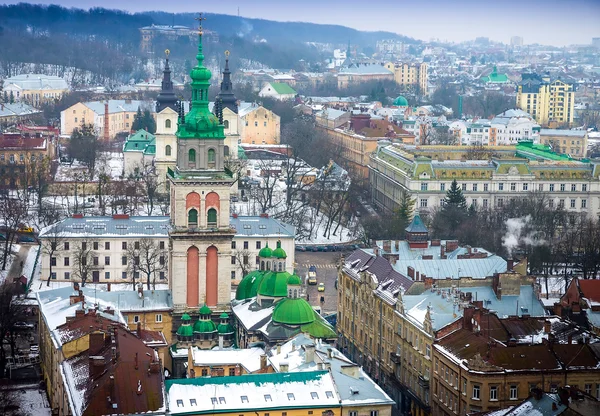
[
  {"x1": 369, "y1": 142, "x2": 600, "y2": 216},
  {"x1": 39, "y1": 214, "x2": 295, "y2": 285},
  {"x1": 450, "y1": 110, "x2": 540, "y2": 146}
]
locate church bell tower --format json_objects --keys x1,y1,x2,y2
[{"x1": 168, "y1": 14, "x2": 235, "y2": 312}]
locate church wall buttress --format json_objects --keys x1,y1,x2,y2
[
  {"x1": 206, "y1": 246, "x2": 218, "y2": 306},
  {"x1": 186, "y1": 246, "x2": 200, "y2": 307}
]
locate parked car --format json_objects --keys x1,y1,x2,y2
[
  {"x1": 324, "y1": 245, "x2": 339, "y2": 252},
  {"x1": 295, "y1": 245, "x2": 306, "y2": 252},
  {"x1": 317, "y1": 283, "x2": 325, "y2": 292},
  {"x1": 18, "y1": 225, "x2": 34, "y2": 233},
  {"x1": 308, "y1": 246, "x2": 319, "y2": 252},
  {"x1": 13, "y1": 321, "x2": 34, "y2": 330},
  {"x1": 230, "y1": 195, "x2": 239, "y2": 202},
  {"x1": 308, "y1": 265, "x2": 317, "y2": 285}
]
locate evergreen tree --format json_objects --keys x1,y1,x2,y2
[
  {"x1": 9, "y1": 91, "x2": 14, "y2": 104},
  {"x1": 142, "y1": 109, "x2": 157, "y2": 134},
  {"x1": 433, "y1": 179, "x2": 468, "y2": 239},
  {"x1": 392, "y1": 190, "x2": 415, "y2": 235},
  {"x1": 2, "y1": 91, "x2": 7, "y2": 104},
  {"x1": 131, "y1": 107, "x2": 143, "y2": 131},
  {"x1": 443, "y1": 179, "x2": 467, "y2": 209}
]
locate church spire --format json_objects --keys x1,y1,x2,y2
[
  {"x1": 156, "y1": 49, "x2": 178, "y2": 113},
  {"x1": 216, "y1": 50, "x2": 238, "y2": 114}
]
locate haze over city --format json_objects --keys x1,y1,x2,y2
[{"x1": 4, "y1": 0, "x2": 600, "y2": 46}]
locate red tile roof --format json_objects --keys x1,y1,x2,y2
[
  {"x1": 0, "y1": 135, "x2": 46, "y2": 150},
  {"x1": 578, "y1": 279, "x2": 600, "y2": 303}
]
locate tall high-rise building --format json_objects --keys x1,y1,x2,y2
[
  {"x1": 168, "y1": 23, "x2": 236, "y2": 312},
  {"x1": 384, "y1": 62, "x2": 429, "y2": 96},
  {"x1": 516, "y1": 73, "x2": 575, "y2": 127}
]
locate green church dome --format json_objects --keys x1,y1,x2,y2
[
  {"x1": 193, "y1": 319, "x2": 217, "y2": 333},
  {"x1": 272, "y1": 241, "x2": 287, "y2": 259},
  {"x1": 219, "y1": 312, "x2": 229, "y2": 319},
  {"x1": 272, "y1": 298, "x2": 316, "y2": 326},
  {"x1": 177, "y1": 314, "x2": 193, "y2": 337},
  {"x1": 300, "y1": 319, "x2": 337, "y2": 339},
  {"x1": 235, "y1": 270, "x2": 265, "y2": 300},
  {"x1": 287, "y1": 274, "x2": 301, "y2": 286},
  {"x1": 181, "y1": 314, "x2": 191, "y2": 321},
  {"x1": 199, "y1": 304, "x2": 212, "y2": 315},
  {"x1": 393, "y1": 96, "x2": 408, "y2": 107},
  {"x1": 217, "y1": 312, "x2": 234, "y2": 334},
  {"x1": 257, "y1": 270, "x2": 291, "y2": 298},
  {"x1": 191, "y1": 66, "x2": 212, "y2": 83},
  {"x1": 258, "y1": 244, "x2": 273, "y2": 258}
]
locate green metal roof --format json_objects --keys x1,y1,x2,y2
[
  {"x1": 193, "y1": 319, "x2": 217, "y2": 333},
  {"x1": 177, "y1": 322, "x2": 193, "y2": 337},
  {"x1": 219, "y1": 312, "x2": 229, "y2": 319},
  {"x1": 199, "y1": 304, "x2": 212, "y2": 315},
  {"x1": 235, "y1": 270, "x2": 265, "y2": 300},
  {"x1": 272, "y1": 240, "x2": 287, "y2": 259},
  {"x1": 300, "y1": 318, "x2": 337, "y2": 339},
  {"x1": 269, "y1": 82, "x2": 297, "y2": 95},
  {"x1": 257, "y1": 270, "x2": 291, "y2": 297},
  {"x1": 286, "y1": 274, "x2": 301, "y2": 286},
  {"x1": 393, "y1": 95, "x2": 408, "y2": 106},
  {"x1": 123, "y1": 130, "x2": 156, "y2": 153},
  {"x1": 217, "y1": 322, "x2": 234, "y2": 334},
  {"x1": 516, "y1": 141, "x2": 573, "y2": 162},
  {"x1": 258, "y1": 243, "x2": 273, "y2": 258},
  {"x1": 272, "y1": 298, "x2": 315, "y2": 325},
  {"x1": 405, "y1": 214, "x2": 428, "y2": 234},
  {"x1": 481, "y1": 66, "x2": 509, "y2": 83}
]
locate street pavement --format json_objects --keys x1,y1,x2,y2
[{"x1": 294, "y1": 250, "x2": 345, "y2": 314}]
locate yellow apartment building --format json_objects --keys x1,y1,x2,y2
[
  {"x1": 384, "y1": 62, "x2": 429, "y2": 95},
  {"x1": 539, "y1": 129, "x2": 588, "y2": 157},
  {"x1": 319, "y1": 126, "x2": 380, "y2": 180},
  {"x1": 60, "y1": 99, "x2": 150, "y2": 139},
  {"x1": 0, "y1": 133, "x2": 55, "y2": 189},
  {"x1": 186, "y1": 346, "x2": 270, "y2": 378},
  {"x1": 239, "y1": 104, "x2": 281, "y2": 145},
  {"x1": 2, "y1": 73, "x2": 68, "y2": 107},
  {"x1": 516, "y1": 73, "x2": 575, "y2": 127}
]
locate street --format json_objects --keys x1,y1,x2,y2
[{"x1": 294, "y1": 250, "x2": 344, "y2": 314}]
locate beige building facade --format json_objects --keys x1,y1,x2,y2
[
  {"x1": 539, "y1": 129, "x2": 588, "y2": 157},
  {"x1": 239, "y1": 104, "x2": 281, "y2": 145},
  {"x1": 516, "y1": 74, "x2": 575, "y2": 127},
  {"x1": 384, "y1": 62, "x2": 429, "y2": 95},
  {"x1": 3, "y1": 74, "x2": 68, "y2": 107}
]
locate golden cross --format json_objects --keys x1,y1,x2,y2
[{"x1": 195, "y1": 13, "x2": 206, "y2": 34}]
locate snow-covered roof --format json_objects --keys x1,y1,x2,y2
[
  {"x1": 39, "y1": 216, "x2": 171, "y2": 239},
  {"x1": 231, "y1": 298, "x2": 275, "y2": 331},
  {"x1": 230, "y1": 216, "x2": 295, "y2": 238},
  {"x1": 5, "y1": 73, "x2": 68, "y2": 90},
  {"x1": 191, "y1": 346, "x2": 265, "y2": 373},
  {"x1": 166, "y1": 371, "x2": 339, "y2": 414},
  {"x1": 268, "y1": 334, "x2": 394, "y2": 407}
]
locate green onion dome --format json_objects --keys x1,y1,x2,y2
[
  {"x1": 272, "y1": 298, "x2": 316, "y2": 326},
  {"x1": 272, "y1": 240, "x2": 287, "y2": 259}
]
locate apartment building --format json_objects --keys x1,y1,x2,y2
[
  {"x1": 384, "y1": 62, "x2": 429, "y2": 95},
  {"x1": 539, "y1": 129, "x2": 588, "y2": 157},
  {"x1": 0, "y1": 133, "x2": 55, "y2": 189},
  {"x1": 60, "y1": 99, "x2": 150, "y2": 139},
  {"x1": 39, "y1": 214, "x2": 295, "y2": 285},
  {"x1": 516, "y1": 73, "x2": 576, "y2": 127},
  {"x1": 368, "y1": 142, "x2": 600, "y2": 216},
  {"x1": 337, "y1": 63, "x2": 395, "y2": 89},
  {"x1": 239, "y1": 103, "x2": 281, "y2": 145},
  {"x1": 2, "y1": 73, "x2": 68, "y2": 107}
]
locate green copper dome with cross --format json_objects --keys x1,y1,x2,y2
[{"x1": 177, "y1": 15, "x2": 225, "y2": 141}]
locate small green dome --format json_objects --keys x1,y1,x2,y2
[
  {"x1": 272, "y1": 241, "x2": 287, "y2": 259},
  {"x1": 191, "y1": 66, "x2": 212, "y2": 83},
  {"x1": 235, "y1": 270, "x2": 266, "y2": 300},
  {"x1": 177, "y1": 315, "x2": 193, "y2": 337},
  {"x1": 193, "y1": 319, "x2": 217, "y2": 334},
  {"x1": 181, "y1": 314, "x2": 191, "y2": 321},
  {"x1": 217, "y1": 313, "x2": 234, "y2": 334},
  {"x1": 199, "y1": 304, "x2": 212, "y2": 315},
  {"x1": 301, "y1": 319, "x2": 337, "y2": 339},
  {"x1": 287, "y1": 274, "x2": 301, "y2": 286},
  {"x1": 258, "y1": 244, "x2": 273, "y2": 258},
  {"x1": 393, "y1": 96, "x2": 408, "y2": 107},
  {"x1": 219, "y1": 312, "x2": 229, "y2": 319},
  {"x1": 272, "y1": 298, "x2": 316, "y2": 326},
  {"x1": 258, "y1": 270, "x2": 291, "y2": 297}
]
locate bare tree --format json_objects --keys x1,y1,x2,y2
[
  {"x1": 72, "y1": 240, "x2": 97, "y2": 287},
  {"x1": 41, "y1": 224, "x2": 65, "y2": 286},
  {"x1": 254, "y1": 159, "x2": 283, "y2": 214},
  {"x1": 123, "y1": 238, "x2": 167, "y2": 290},
  {"x1": 0, "y1": 193, "x2": 29, "y2": 270},
  {"x1": 224, "y1": 155, "x2": 248, "y2": 188},
  {"x1": 0, "y1": 282, "x2": 27, "y2": 376},
  {"x1": 232, "y1": 248, "x2": 254, "y2": 278}
]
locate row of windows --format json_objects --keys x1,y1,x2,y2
[
  {"x1": 50, "y1": 270, "x2": 167, "y2": 280},
  {"x1": 423, "y1": 182, "x2": 589, "y2": 192},
  {"x1": 0, "y1": 153, "x2": 41, "y2": 163},
  {"x1": 52, "y1": 253, "x2": 165, "y2": 267},
  {"x1": 51, "y1": 241, "x2": 166, "y2": 251}
]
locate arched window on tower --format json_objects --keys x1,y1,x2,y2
[
  {"x1": 188, "y1": 208, "x2": 198, "y2": 227},
  {"x1": 165, "y1": 119, "x2": 171, "y2": 129},
  {"x1": 224, "y1": 120, "x2": 229, "y2": 129},
  {"x1": 207, "y1": 208, "x2": 217, "y2": 227},
  {"x1": 207, "y1": 148, "x2": 216, "y2": 168},
  {"x1": 165, "y1": 145, "x2": 172, "y2": 156},
  {"x1": 188, "y1": 149, "x2": 196, "y2": 166}
]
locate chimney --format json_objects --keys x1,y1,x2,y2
[
  {"x1": 327, "y1": 348, "x2": 333, "y2": 359},
  {"x1": 260, "y1": 354, "x2": 268, "y2": 371},
  {"x1": 507, "y1": 259, "x2": 514, "y2": 271},
  {"x1": 137, "y1": 321, "x2": 142, "y2": 336},
  {"x1": 340, "y1": 364, "x2": 360, "y2": 379},
  {"x1": 543, "y1": 321, "x2": 552, "y2": 334},
  {"x1": 304, "y1": 344, "x2": 316, "y2": 363},
  {"x1": 407, "y1": 266, "x2": 415, "y2": 279},
  {"x1": 149, "y1": 358, "x2": 161, "y2": 374},
  {"x1": 104, "y1": 306, "x2": 114, "y2": 316},
  {"x1": 137, "y1": 284, "x2": 143, "y2": 298},
  {"x1": 89, "y1": 332, "x2": 105, "y2": 355},
  {"x1": 463, "y1": 307, "x2": 475, "y2": 331},
  {"x1": 75, "y1": 308, "x2": 84, "y2": 318},
  {"x1": 107, "y1": 283, "x2": 111, "y2": 292},
  {"x1": 103, "y1": 102, "x2": 109, "y2": 141},
  {"x1": 90, "y1": 355, "x2": 105, "y2": 379},
  {"x1": 280, "y1": 361, "x2": 289, "y2": 372},
  {"x1": 568, "y1": 334, "x2": 573, "y2": 344},
  {"x1": 276, "y1": 344, "x2": 281, "y2": 355},
  {"x1": 317, "y1": 362, "x2": 323, "y2": 370}
]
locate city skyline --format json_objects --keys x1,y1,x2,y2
[{"x1": 3, "y1": 0, "x2": 599, "y2": 46}]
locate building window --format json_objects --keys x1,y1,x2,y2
[
  {"x1": 596, "y1": 384, "x2": 600, "y2": 400},
  {"x1": 490, "y1": 386, "x2": 498, "y2": 401},
  {"x1": 484, "y1": 183, "x2": 488, "y2": 192},
  {"x1": 122, "y1": 241, "x2": 127, "y2": 250},
  {"x1": 550, "y1": 184, "x2": 555, "y2": 192},
  {"x1": 499, "y1": 183, "x2": 504, "y2": 191},
  {"x1": 473, "y1": 385, "x2": 480, "y2": 400},
  {"x1": 497, "y1": 198, "x2": 504, "y2": 207},
  {"x1": 560, "y1": 184, "x2": 565, "y2": 192},
  {"x1": 207, "y1": 149, "x2": 216, "y2": 168},
  {"x1": 538, "y1": 184, "x2": 544, "y2": 191},
  {"x1": 231, "y1": 256, "x2": 236, "y2": 265},
  {"x1": 287, "y1": 393, "x2": 295, "y2": 400},
  {"x1": 426, "y1": 344, "x2": 431, "y2": 358},
  {"x1": 64, "y1": 242, "x2": 70, "y2": 250},
  {"x1": 582, "y1": 184, "x2": 588, "y2": 192},
  {"x1": 176, "y1": 399, "x2": 183, "y2": 407},
  {"x1": 523, "y1": 183, "x2": 528, "y2": 191},
  {"x1": 310, "y1": 392, "x2": 318, "y2": 400},
  {"x1": 93, "y1": 242, "x2": 99, "y2": 250},
  {"x1": 570, "y1": 199, "x2": 576, "y2": 208},
  {"x1": 243, "y1": 255, "x2": 249, "y2": 265},
  {"x1": 256, "y1": 241, "x2": 261, "y2": 249},
  {"x1": 122, "y1": 256, "x2": 127, "y2": 265},
  {"x1": 559, "y1": 199, "x2": 565, "y2": 208},
  {"x1": 461, "y1": 183, "x2": 467, "y2": 191},
  {"x1": 571, "y1": 184, "x2": 576, "y2": 192},
  {"x1": 105, "y1": 272, "x2": 110, "y2": 279},
  {"x1": 188, "y1": 208, "x2": 198, "y2": 226},
  {"x1": 64, "y1": 272, "x2": 70, "y2": 279},
  {"x1": 133, "y1": 315, "x2": 140, "y2": 323},
  {"x1": 105, "y1": 241, "x2": 110, "y2": 250},
  {"x1": 510, "y1": 385, "x2": 518, "y2": 400},
  {"x1": 420, "y1": 198, "x2": 428, "y2": 208},
  {"x1": 188, "y1": 149, "x2": 196, "y2": 163},
  {"x1": 50, "y1": 257, "x2": 57, "y2": 266},
  {"x1": 159, "y1": 271, "x2": 165, "y2": 280},
  {"x1": 440, "y1": 183, "x2": 445, "y2": 191},
  {"x1": 370, "y1": 412, "x2": 378, "y2": 416},
  {"x1": 584, "y1": 384, "x2": 591, "y2": 395},
  {"x1": 472, "y1": 184, "x2": 477, "y2": 191},
  {"x1": 231, "y1": 271, "x2": 236, "y2": 280},
  {"x1": 582, "y1": 199, "x2": 587, "y2": 209},
  {"x1": 483, "y1": 198, "x2": 488, "y2": 208},
  {"x1": 229, "y1": 368, "x2": 235, "y2": 376},
  {"x1": 349, "y1": 412, "x2": 357, "y2": 416},
  {"x1": 165, "y1": 145, "x2": 172, "y2": 156},
  {"x1": 510, "y1": 183, "x2": 516, "y2": 191},
  {"x1": 244, "y1": 241, "x2": 249, "y2": 250},
  {"x1": 231, "y1": 241, "x2": 236, "y2": 249},
  {"x1": 421, "y1": 182, "x2": 428, "y2": 191},
  {"x1": 105, "y1": 256, "x2": 110, "y2": 265},
  {"x1": 165, "y1": 119, "x2": 171, "y2": 129},
  {"x1": 550, "y1": 384, "x2": 558, "y2": 393},
  {"x1": 122, "y1": 272, "x2": 127, "y2": 279},
  {"x1": 159, "y1": 241, "x2": 165, "y2": 250},
  {"x1": 93, "y1": 257, "x2": 99, "y2": 266},
  {"x1": 155, "y1": 314, "x2": 162, "y2": 323},
  {"x1": 50, "y1": 272, "x2": 56, "y2": 279},
  {"x1": 325, "y1": 391, "x2": 334, "y2": 399},
  {"x1": 202, "y1": 369, "x2": 208, "y2": 376}
]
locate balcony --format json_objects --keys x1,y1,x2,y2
[
  {"x1": 418, "y1": 374, "x2": 430, "y2": 389},
  {"x1": 390, "y1": 352, "x2": 401, "y2": 364}
]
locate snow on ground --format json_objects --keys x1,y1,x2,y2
[
  {"x1": 0, "y1": 243, "x2": 21, "y2": 284},
  {"x1": 23, "y1": 245, "x2": 40, "y2": 280},
  {"x1": 54, "y1": 152, "x2": 124, "y2": 182},
  {"x1": 3, "y1": 384, "x2": 51, "y2": 416}
]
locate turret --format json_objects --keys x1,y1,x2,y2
[
  {"x1": 215, "y1": 51, "x2": 238, "y2": 114},
  {"x1": 156, "y1": 49, "x2": 178, "y2": 113}
]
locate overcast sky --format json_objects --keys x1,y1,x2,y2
[{"x1": 4, "y1": 0, "x2": 600, "y2": 46}]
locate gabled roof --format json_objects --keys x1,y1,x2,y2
[
  {"x1": 268, "y1": 82, "x2": 297, "y2": 95},
  {"x1": 578, "y1": 279, "x2": 600, "y2": 303}
]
